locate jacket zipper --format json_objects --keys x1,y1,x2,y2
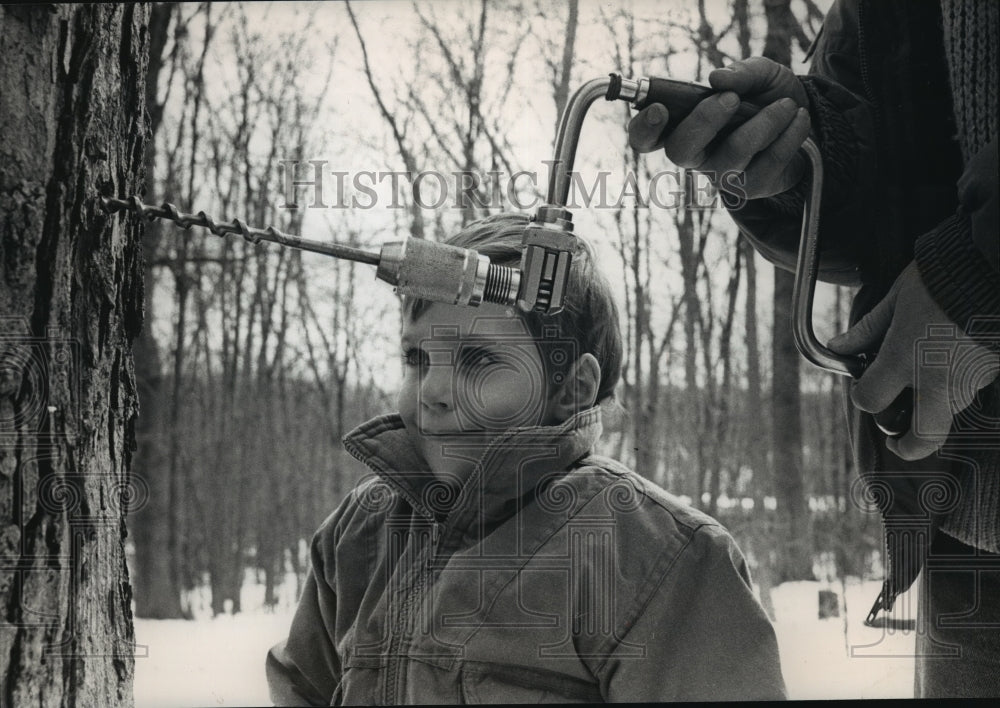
[
  {"x1": 855, "y1": 0, "x2": 898, "y2": 626},
  {"x1": 856, "y1": 0, "x2": 892, "y2": 286},
  {"x1": 341, "y1": 435, "x2": 437, "y2": 702},
  {"x1": 383, "y1": 522, "x2": 440, "y2": 703},
  {"x1": 856, "y1": 0, "x2": 879, "y2": 122}
]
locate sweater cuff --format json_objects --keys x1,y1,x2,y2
[{"x1": 914, "y1": 211, "x2": 1000, "y2": 349}]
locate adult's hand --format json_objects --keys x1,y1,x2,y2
[
  {"x1": 627, "y1": 57, "x2": 812, "y2": 200},
  {"x1": 828, "y1": 262, "x2": 1000, "y2": 460}
]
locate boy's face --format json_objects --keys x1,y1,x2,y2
[{"x1": 398, "y1": 302, "x2": 559, "y2": 484}]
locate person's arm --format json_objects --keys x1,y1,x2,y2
[
  {"x1": 266, "y1": 510, "x2": 345, "y2": 706},
  {"x1": 627, "y1": 0, "x2": 876, "y2": 285},
  {"x1": 726, "y1": 72, "x2": 875, "y2": 286},
  {"x1": 827, "y1": 140, "x2": 999, "y2": 460},
  {"x1": 596, "y1": 525, "x2": 786, "y2": 702},
  {"x1": 913, "y1": 140, "x2": 1000, "y2": 346},
  {"x1": 713, "y1": 0, "x2": 876, "y2": 286}
]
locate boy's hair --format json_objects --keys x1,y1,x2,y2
[{"x1": 403, "y1": 213, "x2": 623, "y2": 404}]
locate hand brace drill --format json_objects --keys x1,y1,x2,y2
[{"x1": 101, "y1": 73, "x2": 911, "y2": 435}]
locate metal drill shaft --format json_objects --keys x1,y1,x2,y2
[
  {"x1": 518, "y1": 78, "x2": 615, "y2": 314},
  {"x1": 547, "y1": 77, "x2": 615, "y2": 206},
  {"x1": 100, "y1": 195, "x2": 381, "y2": 265}
]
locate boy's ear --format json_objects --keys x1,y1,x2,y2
[{"x1": 547, "y1": 353, "x2": 601, "y2": 423}]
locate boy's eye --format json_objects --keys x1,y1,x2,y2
[
  {"x1": 458, "y1": 345, "x2": 500, "y2": 371},
  {"x1": 401, "y1": 348, "x2": 428, "y2": 368}
]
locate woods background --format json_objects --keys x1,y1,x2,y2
[{"x1": 126, "y1": 0, "x2": 882, "y2": 628}]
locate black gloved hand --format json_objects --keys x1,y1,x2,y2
[{"x1": 627, "y1": 57, "x2": 811, "y2": 200}]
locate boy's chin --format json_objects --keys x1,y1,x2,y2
[
  {"x1": 417, "y1": 429, "x2": 499, "y2": 453},
  {"x1": 417, "y1": 425, "x2": 505, "y2": 440},
  {"x1": 416, "y1": 432, "x2": 497, "y2": 481},
  {"x1": 419, "y1": 447, "x2": 477, "y2": 486}
]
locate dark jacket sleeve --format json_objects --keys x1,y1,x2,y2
[
  {"x1": 732, "y1": 0, "x2": 1000, "y2": 343},
  {"x1": 597, "y1": 525, "x2": 787, "y2": 702},
  {"x1": 266, "y1": 511, "x2": 345, "y2": 706},
  {"x1": 914, "y1": 140, "x2": 1000, "y2": 347},
  {"x1": 728, "y1": 0, "x2": 877, "y2": 287}
]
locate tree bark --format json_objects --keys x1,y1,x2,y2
[{"x1": 0, "y1": 4, "x2": 149, "y2": 704}]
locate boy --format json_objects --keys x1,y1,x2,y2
[{"x1": 266, "y1": 213, "x2": 786, "y2": 704}]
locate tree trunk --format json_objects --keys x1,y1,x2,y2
[
  {"x1": 733, "y1": 0, "x2": 778, "y2": 612},
  {"x1": 0, "y1": 4, "x2": 149, "y2": 704},
  {"x1": 764, "y1": 0, "x2": 814, "y2": 583},
  {"x1": 130, "y1": 1, "x2": 185, "y2": 620},
  {"x1": 677, "y1": 197, "x2": 700, "y2": 501},
  {"x1": 772, "y1": 269, "x2": 812, "y2": 580},
  {"x1": 263, "y1": 560, "x2": 277, "y2": 610},
  {"x1": 552, "y1": 0, "x2": 579, "y2": 138},
  {"x1": 740, "y1": 239, "x2": 778, "y2": 618}
]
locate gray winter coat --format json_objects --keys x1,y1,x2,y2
[{"x1": 266, "y1": 407, "x2": 786, "y2": 704}]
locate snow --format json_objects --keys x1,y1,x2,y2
[
  {"x1": 771, "y1": 579, "x2": 916, "y2": 699},
  {"x1": 134, "y1": 578, "x2": 917, "y2": 705},
  {"x1": 133, "y1": 570, "x2": 301, "y2": 707},
  {"x1": 133, "y1": 610, "x2": 293, "y2": 708}
]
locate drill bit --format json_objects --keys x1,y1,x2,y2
[
  {"x1": 100, "y1": 195, "x2": 381, "y2": 265},
  {"x1": 100, "y1": 195, "x2": 521, "y2": 309}
]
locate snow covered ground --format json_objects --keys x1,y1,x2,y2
[
  {"x1": 770, "y1": 579, "x2": 916, "y2": 699},
  {"x1": 133, "y1": 577, "x2": 917, "y2": 705}
]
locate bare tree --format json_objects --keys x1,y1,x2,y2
[
  {"x1": 131, "y1": 2, "x2": 349, "y2": 616},
  {"x1": 533, "y1": 0, "x2": 580, "y2": 138},
  {"x1": 345, "y1": 0, "x2": 427, "y2": 239},
  {"x1": 739, "y1": 237, "x2": 778, "y2": 617},
  {"x1": 1, "y1": 4, "x2": 149, "y2": 702},
  {"x1": 731, "y1": 0, "x2": 776, "y2": 617},
  {"x1": 348, "y1": 0, "x2": 531, "y2": 232},
  {"x1": 764, "y1": 0, "x2": 813, "y2": 582},
  {"x1": 131, "y1": 0, "x2": 185, "y2": 620},
  {"x1": 599, "y1": 6, "x2": 682, "y2": 485}
]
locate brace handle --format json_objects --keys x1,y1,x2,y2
[
  {"x1": 633, "y1": 77, "x2": 763, "y2": 137},
  {"x1": 609, "y1": 74, "x2": 911, "y2": 438}
]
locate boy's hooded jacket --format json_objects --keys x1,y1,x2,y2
[{"x1": 267, "y1": 408, "x2": 786, "y2": 704}]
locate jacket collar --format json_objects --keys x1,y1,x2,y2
[{"x1": 342, "y1": 407, "x2": 603, "y2": 533}]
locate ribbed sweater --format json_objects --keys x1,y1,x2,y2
[
  {"x1": 915, "y1": 0, "x2": 1000, "y2": 553},
  {"x1": 914, "y1": 0, "x2": 999, "y2": 345},
  {"x1": 939, "y1": 0, "x2": 998, "y2": 162}
]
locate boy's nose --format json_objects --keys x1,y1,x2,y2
[{"x1": 419, "y1": 362, "x2": 454, "y2": 412}]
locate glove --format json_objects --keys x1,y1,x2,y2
[
  {"x1": 828, "y1": 261, "x2": 1000, "y2": 460},
  {"x1": 627, "y1": 57, "x2": 811, "y2": 200}
]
